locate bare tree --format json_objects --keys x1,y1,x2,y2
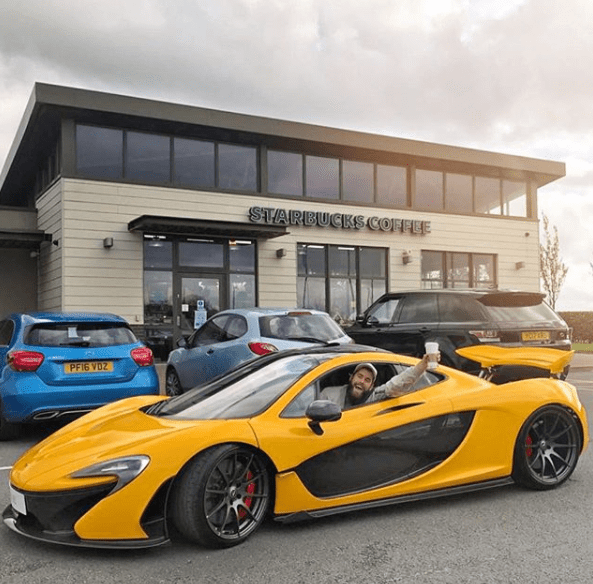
[{"x1": 539, "y1": 214, "x2": 568, "y2": 310}]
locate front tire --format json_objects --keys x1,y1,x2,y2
[
  {"x1": 165, "y1": 369, "x2": 183, "y2": 397},
  {"x1": 171, "y1": 444, "x2": 271, "y2": 548},
  {"x1": 512, "y1": 405, "x2": 581, "y2": 490}
]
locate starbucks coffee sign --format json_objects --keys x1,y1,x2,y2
[{"x1": 248, "y1": 206, "x2": 431, "y2": 234}]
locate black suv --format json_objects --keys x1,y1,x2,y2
[{"x1": 346, "y1": 290, "x2": 571, "y2": 374}]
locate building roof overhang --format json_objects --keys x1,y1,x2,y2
[
  {"x1": 1, "y1": 83, "x2": 567, "y2": 206},
  {"x1": 128, "y1": 215, "x2": 288, "y2": 240},
  {"x1": 0, "y1": 229, "x2": 53, "y2": 249}
]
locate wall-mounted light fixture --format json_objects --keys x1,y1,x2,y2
[
  {"x1": 402, "y1": 250, "x2": 413, "y2": 265},
  {"x1": 103, "y1": 237, "x2": 114, "y2": 249},
  {"x1": 29, "y1": 250, "x2": 39, "y2": 259},
  {"x1": 276, "y1": 248, "x2": 287, "y2": 258},
  {"x1": 515, "y1": 261, "x2": 525, "y2": 270}
]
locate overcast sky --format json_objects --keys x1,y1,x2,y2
[{"x1": 1, "y1": 0, "x2": 592, "y2": 310}]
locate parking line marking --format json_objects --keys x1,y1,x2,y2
[{"x1": 0, "y1": 466, "x2": 12, "y2": 471}]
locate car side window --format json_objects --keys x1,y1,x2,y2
[
  {"x1": 398, "y1": 294, "x2": 438, "y2": 323},
  {"x1": 225, "y1": 316, "x2": 248, "y2": 340},
  {"x1": 191, "y1": 315, "x2": 231, "y2": 347},
  {"x1": 438, "y1": 295, "x2": 485, "y2": 322},
  {"x1": 281, "y1": 382, "x2": 318, "y2": 418},
  {"x1": 367, "y1": 298, "x2": 401, "y2": 324},
  {"x1": 0, "y1": 319, "x2": 14, "y2": 345}
]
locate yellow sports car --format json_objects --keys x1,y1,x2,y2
[{"x1": 3, "y1": 344, "x2": 588, "y2": 549}]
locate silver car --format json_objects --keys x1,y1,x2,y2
[{"x1": 165, "y1": 308, "x2": 353, "y2": 395}]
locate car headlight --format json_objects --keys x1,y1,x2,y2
[{"x1": 70, "y1": 455, "x2": 150, "y2": 494}]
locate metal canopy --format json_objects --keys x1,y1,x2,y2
[
  {"x1": 128, "y1": 215, "x2": 288, "y2": 240},
  {"x1": 0, "y1": 229, "x2": 52, "y2": 249}
]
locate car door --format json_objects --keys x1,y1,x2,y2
[{"x1": 250, "y1": 361, "x2": 460, "y2": 514}]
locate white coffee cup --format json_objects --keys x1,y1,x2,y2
[{"x1": 425, "y1": 341, "x2": 439, "y2": 369}]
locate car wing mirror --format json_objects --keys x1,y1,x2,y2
[
  {"x1": 176, "y1": 337, "x2": 188, "y2": 349},
  {"x1": 305, "y1": 400, "x2": 342, "y2": 436}
]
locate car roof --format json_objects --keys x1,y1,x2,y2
[
  {"x1": 375, "y1": 289, "x2": 546, "y2": 300},
  {"x1": 7, "y1": 312, "x2": 129, "y2": 325},
  {"x1": 213, "y1": 308, "x2": 330, "y2": 317}
]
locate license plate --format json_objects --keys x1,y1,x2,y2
[
  {"x1": 10, "y1": 485, "x2": 26, "y2": 516},
  {"x1": 521, "y1": 331, "x2": 550, "y2": 341},
  {"x1": 64, "y1": 361, "x2": 114, "y2": 374}
]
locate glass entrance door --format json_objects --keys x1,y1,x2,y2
[{"x1": 175, "y1": 275, "x2": 224, "y2": 340}]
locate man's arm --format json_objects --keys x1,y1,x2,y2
[{"x1": 370, "y1": 355, "x2": 431, "y2": 401}]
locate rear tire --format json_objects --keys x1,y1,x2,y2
[
  {"x1": 512, "y1": 405, "x2": 581, "y2": 490},
  {"x1": 170, "y1": 444, "x2": 271, "y2": 548}
]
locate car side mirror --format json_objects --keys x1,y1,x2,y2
[
  {"x1": 176, "y1": 337, "x2": 188, "y2": 349},
  {"x1": 305, "y1": 400, "x2": 342, "y2": 435}
]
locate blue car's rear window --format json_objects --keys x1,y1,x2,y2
[{"x1": 26, "y1": 323, "x2": 137, "y2": 347}]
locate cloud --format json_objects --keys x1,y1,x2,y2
[{"x1": 1, "y1": 0, "x2": 592, "y2": 309}]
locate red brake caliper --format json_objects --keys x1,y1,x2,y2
[
  {"x1": 526, "y1": 435, "x2": 533, "y2": 457},
  {"x1": 238, "y1": 470, "x2": 255, "y2": 519}
]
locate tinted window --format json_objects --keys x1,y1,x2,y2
[
  {"x1": 26, "y1": 323, "x2": 136, "y2": 347},
  {"x1": 398, "y1": 295, "x2": 438, "y2": 323},
  {"x1": 482, "y1": 303, "x2": 561, "y2": 323},
  {"x1": 377, "y1": 165, "x2": 407, "y2": 207},
  {"x1": 268, "y1": 150, "x2": 303, "y2": 196},
  {"x1": 76, "y1": 125, "x2": 123, "y2": 179},
  {"x1": 126, "y1": 132, "x2": 171, "y2": 182},
  {"x1": 218, "y1": 144, "x2": 257, "y2": 191},
  {"x1": 306, "y1": 156, "x2": 339, "y2": 199},
  {"x1": 438, "y1": 295, "x2": 486, "y2": 322},
  {"x1": 343, "y1": 160, "x2": 373, "y2": 203},
  {"x1": 0, "y1": 319, "x2": 14, "y2": 345},
  {"x1": 173, "y1": 138, "x2": 215, "y2": 188}
]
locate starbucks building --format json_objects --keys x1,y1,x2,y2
[{"x1": 0, "y1": 83, "x2": 565, "y2": 358}]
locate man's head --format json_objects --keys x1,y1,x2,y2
[{"x1": 348, "y1": 363, "x2": 378, "y2": 402}]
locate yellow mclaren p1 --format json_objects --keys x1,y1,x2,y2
[{"x1": 3, "y1": 344, "x2": 588, "y2": 549}]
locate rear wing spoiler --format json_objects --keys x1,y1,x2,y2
[{"x1": 456, "y1": 345, "x2": 574, "y2": 375}]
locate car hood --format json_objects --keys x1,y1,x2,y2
[
  {"x1": 456, "y1": 345, "x2": 574, "y2": 374},
  {"x1": 10, "y1": 395, "x2": 257, "y2": 491}
]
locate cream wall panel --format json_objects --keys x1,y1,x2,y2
[
  {"x1": 60, "y1": 178, "x2": 542, "y2": 320},
  {"x1": 36, "y1": 182, "x2": 63, "y2": 311}
]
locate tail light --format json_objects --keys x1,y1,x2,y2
[
  {"x1": 248, "y1": 342, "x2": 278, "y2": 356},
  {"x1": 469, "y1": 330, "x2": 499, "y2": 342},
  {"x1": 7, "y1": 350, "x2": 45, "y2": 372},
  {"x1": 131, "y1": 347, "x2": 154, "y2": 367}
]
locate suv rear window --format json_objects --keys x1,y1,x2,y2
[
  {"x1": 26, "y1": 323, "x2": 137, "y2": 347},
  {"x1": 481, "y1": 303, "x2": 561, "y2": 323}
]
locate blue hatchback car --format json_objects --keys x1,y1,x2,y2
[{"x1": 0, "y1": 312, "x2": 159, "y2": 439}]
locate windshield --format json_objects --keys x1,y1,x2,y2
[{"x1": 158, "y1": 354, "x2": 329, "y2": 420}]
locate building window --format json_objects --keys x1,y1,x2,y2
[
  {"x1": 421, "y1": 251, "x2": 496, "y2": 289},
  {"x1": 342, "y1": 160, "x2": 374, "y2": 203},
  {"x1": 445, "y1": 173, "x2": 473, "y2": 214},
  {"x1": 126, "y1": 131, "x2": 171, "y2": 183},
  {"x1": 218, "y1": 144, "x2": 257, "y2": 191},
  {"x1": 306, "y1": 156, "x2": 339, "y2": 199},
  {"x1": 76, "y1": 125, "x2": 123, "y2": 179},
  {"x1": 415, "y1": 169, "x2": 444, "y2": 211},
  {"x1": 475, "y1": 176, "x2": 501, "y2": 215},
  {"x1": 173, "y1": 137, "x2": 215, "y2": 188},
  {"x1": 267, "y1": 150, "x2": 303, "y2": 196},
  {"x1": 298, "y1": 244, "x2": 387, "y2": 323},
  {"x1": 377, "y1": 164, "x2": 407, "y2": 207},
  {"x1": 503, "y1": 180, "x2": 527, "y2": 217}
]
